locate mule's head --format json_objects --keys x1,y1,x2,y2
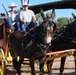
[
  {"x1": 68, "y1": 13, "x2": 76, "y2": 38},
  {"x1": 37, "y1": 9, "x2": 56, "y2": 44}
]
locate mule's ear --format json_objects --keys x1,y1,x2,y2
[
  {"x1": 40, "y1": 8, "x2": 46, "y2": 20},
  {"x1": 72, "y1": 13, "x2": 76, "y2": 20},
  {"x1": 70, "y1": 18, "x2": 73, "y2": 23},
  {"x1": 51, "y1": 8, "x2": 55, "y2": 20}
]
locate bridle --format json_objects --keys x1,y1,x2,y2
[
  {"x1": 39, "y1": 20, "x2": 57, "y2": 40},
  {"x1": 52, "y1": 21, "x2": 76, "y2": 42},
  {"x1": 32, "y1": 20, "x2": 57, "y2": 54}
]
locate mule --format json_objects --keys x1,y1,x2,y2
[
  {"x1": 8, "y1": 9, "x2": 57, "y2": 75},
  {"x1": 47, "y1": 13, "x2": 76, "y2": 75}
]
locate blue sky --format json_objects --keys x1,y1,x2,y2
[{"x1": 0, "y1": 0, "x2": 76, "y2": 19}]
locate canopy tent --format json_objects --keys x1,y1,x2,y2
[{"x1": 28, "y1": 0, "x2": 76, "y2": 14}]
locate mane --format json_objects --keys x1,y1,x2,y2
[
  {"x1": 50, "y1": 19, "x2": 76, "y2": 51},
  {"x1": 65, "y1": 19, "x2": 76, "y2": 37}
]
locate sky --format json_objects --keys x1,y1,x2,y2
[{"x1": 0, "y1": 0, "x2": 76, "y2": 19}]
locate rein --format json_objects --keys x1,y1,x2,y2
[
  {"x1": 52, "y1": 27, "x2": 76, "y2": 42},
  {"x1": 38, "y1": 43, "x2": 51, "y2": 54},
  {"x1": 33, "y1": 28, "x2": 52, "y2": 54},
  {"x1": 60, "y1": 36, "x2": 76, "y2": 42},
  {"x1": 33, "y1": 38, "x2": 51, "y2": 54},
  {"x1": 11, "y1": 31, "x2": 34, "y2": 59}
]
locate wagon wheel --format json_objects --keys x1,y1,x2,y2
[{"x1": 0, "y1": 49, "x2": 6, "y2": 75}]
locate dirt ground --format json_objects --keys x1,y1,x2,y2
[{"x1": 6, "y1": 56, "x2": 75, "y2": 75}]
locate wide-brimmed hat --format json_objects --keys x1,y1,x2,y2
[
  {"x1": 21, "y1": 2, "x2": 29, "y2": 6},
  {"x1": 8, "y1": 2, "x2": 17, "y2": 8}
]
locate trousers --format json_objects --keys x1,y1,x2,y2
[{"x1": 7, "y1": 17, "x2": 20, "y2": 31}]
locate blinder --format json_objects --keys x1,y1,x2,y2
[{"x1": 40, "y1": 20, "x2": 56, "y2": 37}]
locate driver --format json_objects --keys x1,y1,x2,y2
[{"x1": 19, "y1": 2, "x2": 37, "y2": 31}]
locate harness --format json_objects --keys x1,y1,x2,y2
[
  {"x1": 22, "y1": 31, "x2": 34, "y2": 51},
  {"x1": 33, "y1": 28, "x2": 51, "y2": 54},
  {"x1": 9, "y1": 21, "x2": 56, "y2": 59},
  {"x1": 52, "y1": 26, "x2": 76, "y2": 44},
  {"x1": 9, "y1": 31, "x2": 34, "y2": 59},
  {"x1": 22, "y1": 26, "x2": 52, "y2": 56},
  {"x1": 33, "y1": 38, "x2": 51, "y2": 54}
]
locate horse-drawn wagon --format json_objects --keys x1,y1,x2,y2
[
  {"x1": 0, "y1": 19, "x2": 75, "y2": 75},
  {"x1": 0, "y1": 0, "x2": 76, "y2": 75},
  {"x1": 0, "y1": 10, "x2": 58, "y2": 75},
  {"x1": 0, "y1": 18, "x2": 13, "y2": 75},
  {"x1": 0, "y1": 18, "x2": 7, "y2": 75},
  {"x1": 0, "y1": 11, "x2": 76, "y2": 75}
]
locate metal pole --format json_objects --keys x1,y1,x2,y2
[{"x1": 46, "y1": 49, "x2": 76, "y2": 55}]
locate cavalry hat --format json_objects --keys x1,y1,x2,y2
[
  {"x1": 21, "y1": 2, "x2": 29, "y2": 6},
  {"x1": 8, "y1": 2, "x2": 17, "y2": 8}
]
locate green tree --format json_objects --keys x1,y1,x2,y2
[
  {"x1": 57, "y1": 17, "x2": 68, "y2": 28},
  {"x1": 17, "y1": 9, "x2": 22, "y2": 13},
  {"x1": 36, "y1": 13, "x2": 44, "y2": 26},
  {"x1": 36, "y1": 13, "x2": 43, "y2": 21},
  {"x1": 46, "y1": 11, "x2": 56, "y2": 19}
]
